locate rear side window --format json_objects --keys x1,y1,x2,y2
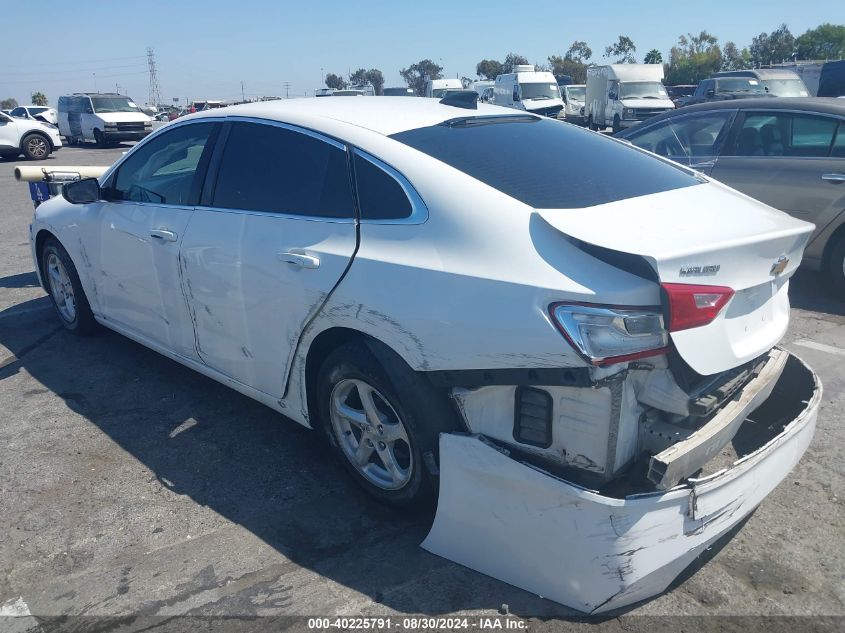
[
  {"x1": 212, "y1": 122, "x2": 354, "y2": 218},
  {"x1": 353, "y1": 153, "x2": 413, "y2": 220},
  {"x1": 390, "y1": 117, "x2": 699, "y2": 209},
  {"x1": 727, "y1": 112, "x2": 839, "y2": 157},
  {"x1": 832, "y1": 123, "x2": 845, "y2": 158}
]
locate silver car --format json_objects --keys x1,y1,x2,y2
[{"x1": 617, "y1": 97, "x2": 845, "y2": 290}]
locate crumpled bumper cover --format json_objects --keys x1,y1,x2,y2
[{"x1": 422, "y1": 353, "x2": 820, "y2": 614}]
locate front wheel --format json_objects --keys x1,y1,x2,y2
[
  {"x1": 316, "y1": 340, "x2": 459, "y2": 509},
  {"x1": 612, "y1": 115, "x2": 622, "y2": 134},
  {"x1": 41, "y1": 238, "x2": 98, "y2": 335},
  {"x1": 21, "y1": 133, "x2": 50, "y2": 160},
  {"x1": 829, "y1": 234, "x2": 845, "y2": 294},
  {"x1": 93, "y1": 129, "x2": 110, "y2": 148}
]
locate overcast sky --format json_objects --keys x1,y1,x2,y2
[{"x1": 3, "y1": 0, "x2": 840, "y2": 106}]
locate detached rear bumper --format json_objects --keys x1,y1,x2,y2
[{"x1": 423, "y1": 353, "x2": 820, "y2": 614}]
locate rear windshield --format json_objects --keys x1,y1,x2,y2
[{"x1": 390, "y1": 117, "x2": 700, "y2": 208}]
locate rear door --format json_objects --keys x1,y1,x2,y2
[
  {"x1": 180, "y1": 119, "x2": 357, "y2": 398},
  {"x1": 710, "y1": 109, "x2": 845, "y2": 244},
  {"x1": 623, "y1": 110, "x2": 737, "y2": 174}
]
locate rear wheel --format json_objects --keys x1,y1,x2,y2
[
  {"x1": 316, "y1": 340, "x2": 459, "y2": 509},
  {"x1": 41, "y1": 238, "x2": 97, "y2": 335},
  {"x1": 829, "y1": 234, "x2": 845, "y2": 294},
  {"x1": 21, "y1": 133, "x2": 50, "y2": 160},
  {"x1": 612, "y1": 115, "x2": 622, "y2": 134}
]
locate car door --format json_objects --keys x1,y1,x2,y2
[
  {"x1": 623, "y1": 110, "x2": 736, "y2": 174},
  {"x1": 95, "y1": 121, "x2": 220, "y2": 358},
  {"x1": 180, "y1": 119, "x2": 357, "y2": 398},
  {"x1": 710, "y1": 110, "x2": 845, "y2": 243},
  {"x1": 0, "y1": 112, "x2": 21, "y2": 152}
]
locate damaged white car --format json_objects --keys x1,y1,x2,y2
[{"x1": 29, "y1": 95, "x2": 821, "y2": 614}]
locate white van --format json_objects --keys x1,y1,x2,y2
[
  {"x1": 492, "y1": 66, "x2": 564, "y2": 117},
  {"x1": 561, "y1": 84, "x2": 586, "y2": 125},
  {"x1": 425, "y1": 78, "x2": 463, "y2": 98},
  {"x1": 585, "y1": 65, "x2": 674, "y2": 132},
  {"x1": 58, "y1": 93, "x2": 153, "y2": 146}
]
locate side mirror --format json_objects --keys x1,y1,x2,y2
[
  {"x1": 62, "y1": 178, "x2": 101, "y2": 204},
  {"x1": 706, "y1": 89, "x2": 715, "y2": 97}
]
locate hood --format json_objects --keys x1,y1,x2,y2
[{"x1": 536, "y1": 180, "x2": 814, "y2": 374}]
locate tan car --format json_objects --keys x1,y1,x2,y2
[{"x1": 618, "y1": 97, "x2": 845, "y2": 290}]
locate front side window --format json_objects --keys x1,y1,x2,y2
[
  {"x1": 727, "y1": 112, "x2": 838, "y2": 157},
  {"x1": 353, "y1": 152, "x2": 414, "y2": 220},
  {"x1": 112, "y1": 123, "x2": 216, "y2": 205},
  {"x1": 211, "y1": 122, "x2": 354, "y2": 218},
  {"x1": 391, "y1": 116, "x2": 699, "y2": 209},
  {"x1": 832, "y1": 123, "x2": 845, "y2": 159},
  {"x1": 10, "y1": 107, "x2": 26, "y2": 117},
  {"x1": 627, "y1": 112, "x2": 734, "y2": 160}
]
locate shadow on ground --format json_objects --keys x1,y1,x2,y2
[{"x1": 789, "y1": 269, "x2": 845, "y2": 317}]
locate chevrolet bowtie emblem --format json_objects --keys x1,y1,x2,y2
[{"x1": 770, "y1": 256, "x2": 789, "y2": 276}]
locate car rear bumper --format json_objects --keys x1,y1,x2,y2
[{"x1": 423, "y1": 352, "x2": 820, "y2": 613}]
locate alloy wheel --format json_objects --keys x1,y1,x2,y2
[
  {"x1": 27, "y1": 136, "x2": 48, "y2": 159},
  {"x1": 47, "y1": 253, "x2": 76, "y2": 322}
]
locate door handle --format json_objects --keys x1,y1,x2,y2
[
  {"x1": 691, "y1": 160, "x2": 715, "y2": 170},
  {"x1": 278, "y1": 252, "x2": 320, "y2": 269},
  {"x1": 150, "y1": 229, "x2": 178, "y2": 242},
  {"x1": 821, "y1": 173, "x2": 845, "y2": 184}
]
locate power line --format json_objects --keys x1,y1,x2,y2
[{"x1": 0, "y1": 55, "x2": 147, "y2": 69}]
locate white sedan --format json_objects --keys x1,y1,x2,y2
[{"x1": 29, "y1": 96, "x2": 821, "y2": 613}]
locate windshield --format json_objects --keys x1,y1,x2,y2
[
  {"x1": 91, "y1": 96, "x2": 141, "y2": 113},
  {"x1": 717, "y1": 78, "x2": 765, "y2": 93},
  {"x1": 521, "y1": 82, "x2": 561, "y2": 100},
  {"x1": 763, "y1": 78, "x2": 809, "y2": 97},
  {"x1": 619, "y1": 82, "x2": 668, "y2": 99},
  {"x1": 29, "y1": 107, "x2": 49, "y2": 114},
  {"x1": 566, "y1": 86, "x2": 586, "y2": 101},
  {"x1": 390, "y1": 117, "x2": 698, "y2": 209},
  {"x1": 432, "y1": 88, "x2": 450, "y2": 98}
]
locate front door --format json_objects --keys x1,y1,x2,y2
[
  {"x1": 96, "y1": 121, "x2": 219, "y2": 358},
  {"x1": 180, "y1": 120, "x2": 358, "y2": 398}
]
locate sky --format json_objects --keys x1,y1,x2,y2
[{"x1": 2, "y1": 0, "x2": 840, "y2": 106}]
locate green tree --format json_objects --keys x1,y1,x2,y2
[
  {"x1": 644, "y1": 49, "x2": 663, "y2": 64},
  {"x1": 665, "y1": 31, "x2": 722, "y2": 84},
  {"x1": 750, "y1": 24, "x2": 795, "y2": 66},
  {"x1": 1, "y1": 97, "x2": 18, "y2": 109},
  {"x1": 547, "y1": 41, "x2": 593, "y2": 84},
  {"x1": 349, "y1": 68, "x2": 368, "y2": 86},
  {"x1": 365, "y1": 69, "x2": 384, "y2": 95},
  {"x1": 720, "y1": 41, "x2": 752, "y2": 70},
  {"x1": 502, "y1": 52, "x2": 530, "y2": 73},
  {"x1": 476, "y1": 59, "x2": 503, "y2": 80},
  {"x1": 604, "y1": 35, "x2": 637, "y2": 63},
  {"x1": 566, "y1": 41, "x2": 592, "y2": 64},
  {"x1": 31, "y1": 92, "x2": 48, "y2": 106},
  {"x1": 325, "y1": 73, "x2": 347, "y2": 90},
  {"x1": 400, "y1": 59, "x2": 443, "y2": 96},
  {"x1": 795, "y1": 23, "x2": 845, "y2": 59}
]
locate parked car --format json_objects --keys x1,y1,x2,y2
[
  {"x1": 561, "y1": 84, "x2": 586, "y2": 125},
  {"x1": 616, "y1": 97, "x2": 845, "y2": 289},
  {"x1": 0, "y1": 109, "x2": 62, "y2": 160},
  {"x1": 478, "y1": 86, "x2": 494, "y2": 103},
  {"x1": 425, "y1": 77, "x2": 463, "y2": 98},
  {"x1": 382, "y1": 87, "x2": 415, "y2": 97},
  {"x1": 31, "y1": 97, "x2": 819, "y2": 614},
  {"x1": 665, "y1": 84, "x2": 697, "y2": 108},
  {"x1": 586, "y1": 64, "x2": 675, "y2": 132},
  {"x1": 58, "y1": 93, "x2": 153, "y2": 146},
  {"x1": 684, "y1": 77, "x2": 772, "y2": 106},
  {"x1": 10, "y1": 105, "x2": 58, "y2": 125},
  {"x1": 712, "y1": 69, "x2": 809, "y2": 97}
]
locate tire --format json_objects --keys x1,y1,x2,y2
[
  {"x1": 93, "y1": 129, "x2": 109, "y2": 148},
  {"x1": 41, "y1": 238, "x2": 98, "y2": 335},
  {"x1": 21, "y1": 133, "x2": 51, "y2": 160},
  {"x1": 828, "y1": 234, "x2": 845, "y2": 294},
  {"x1": 587, "y1": 115, "x2": 595, "y2": 131},
  {"x1": 316, "y1": 340, "x2": 460, "y2": 509},
  {"x1": 612, "y1": 115, "x2": 621, "y2": 134}
]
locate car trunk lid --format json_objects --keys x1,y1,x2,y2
[{"x1": 537, "y1": 182, "x2": 814, "y2": 375}]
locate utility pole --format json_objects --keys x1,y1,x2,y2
[
  {"x1": 284, "y1": 82, "x2": 291, "y2": 99},
  {"x1": 241, "y1": 81, "x2": 245, "y2": 102},
  {"x1": 147, "y1": 47, "x2": 162, "y2": 108}
]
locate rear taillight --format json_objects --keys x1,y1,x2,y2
[
  {"x1": 549, "y1": 303, "x2": 669, "y2": 366},
  {"x1": 662, "y1": 283, "x2": 734, "y2": 332}
]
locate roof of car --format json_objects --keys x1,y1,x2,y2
[
  {"x1": 184, "y1": 97, "x2": 518, "y2": 136},
  {"x1": 617, "y1": 97, "x2": 845, "y2": 136}
]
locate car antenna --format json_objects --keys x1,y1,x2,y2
[{"x1": 439, "y1": 90, "x2": 478, "y2": 110}]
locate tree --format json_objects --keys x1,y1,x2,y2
[
  {"x1": 565, "y1": 41, "x2": 592, "y2": 64},
  {"x1": 325, "y1": 73, "x2": 347, "y2": 90},
  {"x1": 604, "y1": 35, "x2": 636, "y2": 63},
  {"x1": 665, "y1": 31, "x2": 722, "y2": 84},
  {"x1": 750, "y1": 24, "x2": 795, "y2": 66},
  {"x1": 400, "y1": 59, "x2": 443, "y2": 96},
  {"x1": 548, "y1": 55, "x2": 585, "y2": 84},
  {"x1": 365, "y1": 69, "x2": 384, "y2": 95},
  {"x1": 644, "y1": 49, "x2": 663, "y2": 64},
  {"x1": 349, "y1": 68, "x2": 368, "y2": 86},
  {"x1": 720, "y1": 41, "x2": 752, "y2": 71},
  {"x1": 502, "y1": 52, "x2": 530, "y2": 74},
  {"x1": 795, "y1": 23, "x2": 845, "y2": 60},
  {"x1": 476, "y1": 59, "x2": 503, "y2": 80},
  {"x1": 31, "y1": 92, "x2": 48, "y2": 106}
]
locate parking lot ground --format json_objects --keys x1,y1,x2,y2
[{"x1": 1, "y1": 145, "x2": 844, "y2": 631}]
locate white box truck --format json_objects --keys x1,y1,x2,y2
[
  {"x1": 425, "y1": 78, "x2": 464, "y2": 98},
  {"x1": 492, "y1": 65, "x2": 564, "y2": 117},
  {"x1": 585, "y1": 64, "x2": 674, "y2": 132}
]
